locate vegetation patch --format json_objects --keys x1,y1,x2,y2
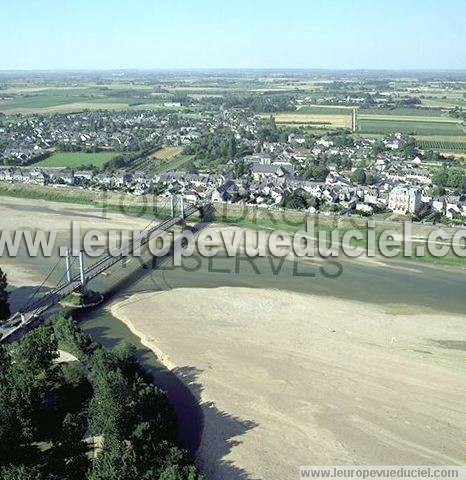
[
  {"x1": 358, "y1": 118, "x2": 463, "y2": 136},
  {"x1": 34, "y1": 151, "x2": 119, "y2": 168},
  {"x1": 151, "y1": 154, "x2": 194, "y2": 174},
  {"x1": 150, "y1": 146, "x2": 184, "y2": 161},
  {"x1": 265, "y1": 112, "x2": 352, "y2": 128},
  {"x1": 0, "y1": 315, "x2": 204, "y2": 479},
  {"x1": 416, "y1": 139, "x2": 465, "y2": 152}
]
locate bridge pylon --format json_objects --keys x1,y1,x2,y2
[
  {"x1": 65, "y1": 247, "x2": 72, "y2": 282},
  {"x1": 65, "y1": 248, "x2": 88, "y2": 290},
  {"x1": 78, "y1": 250, "x2": 86, "y2": 288}
]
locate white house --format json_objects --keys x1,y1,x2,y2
[{"x1": 388, "y1": 186, "x2": 421, "y2": 214}]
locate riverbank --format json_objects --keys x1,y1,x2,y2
[
  {"x1": 1, "y1": 182, "x2": 464, "y2": 270},
  {"x1": 110, "y1": 287, "x2": 466, "y2": 480}
]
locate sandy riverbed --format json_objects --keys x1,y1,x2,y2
[
  {"x1": 2, "y1": 196, "x2": 466, "y2": 477},
  {"x1": 0, "y1": 196, "x2": 150, "y2": 287},
  {"x1": 110, "y1": 287, "x2": 466, "y2": 480}
]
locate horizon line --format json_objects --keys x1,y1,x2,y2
[{"x1": 1, "y1": 67, "x2": 466, "y2": 73}]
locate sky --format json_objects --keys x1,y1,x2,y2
[{"x1": 1, "y1": 0, "x2": 465, "y2": 70}]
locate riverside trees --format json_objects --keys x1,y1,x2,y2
[
  {"x1": 0, "y1": 314, "x2": 204, "y2": 480},
  {"x1": 0, "y1": 267, "x2": 10, "y2": 321}
]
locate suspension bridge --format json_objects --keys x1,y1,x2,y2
[{"x1": 0, "y1": 195, "x2": 214, "y2": 344}]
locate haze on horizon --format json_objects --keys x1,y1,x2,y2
[{"x1": 1, "y1": 0, "x2": 465, "y2": 71}]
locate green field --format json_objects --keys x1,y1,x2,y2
[
  {"x1": 151, "y1": 155, "x2": 193, "y2": 174},
  {"x1": 416, "y1": 139, "x2": 465, "y2": 152},
  {"x1": 421, "y1": 97, "x2": 466, "y2": 108},
  {"x1": 358, "y1": 118, "x2": 464, "y2": 136},
  {"x1": 359, "y1": 107, "x2": 444, "y2": 116},
  {"x1": 0, "y1": 86, "x2": 165, "y2": 113},
  {"x1": 297, "y1": 105, "x2": 354, "y2": 115},
  {"x1": 35, "y1": 151, "x2": 118, "y2": 168}
]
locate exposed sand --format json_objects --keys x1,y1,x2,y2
[
  {"x1": 0, "y1": 196, "x2": 149, "y2": 233},
  {"x1": 0, "y1": 196, "x2": 150, "y2": 288},
  {"x1": 110, "y1": 287, "x2": 466, "y2": 479}
]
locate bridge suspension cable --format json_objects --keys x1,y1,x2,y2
[
  {"x1": 20, "y1": 256, "x2": 64, "y2": 312},
  {"x1": 21, "y1": 254, "x2": 81, "y2": 313}
]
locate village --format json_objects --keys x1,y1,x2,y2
[{"x1": 0, "y1": 106, "x2": 465, "y2": 225}]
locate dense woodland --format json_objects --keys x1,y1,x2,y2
[{"x1": 0, "y1": 313, "x2": 203, "y2": 480}]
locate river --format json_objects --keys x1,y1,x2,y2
[{"x1": 1, "y1": 197, "x2": 466, "y2": 474}]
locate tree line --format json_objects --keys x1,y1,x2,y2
[{"x1": 0, "y1": 313, "x2": 204, "y2": 480}]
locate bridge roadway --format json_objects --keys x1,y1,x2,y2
[{"x1": 0, "y1": 202, "x2": 204, "y2": 343}]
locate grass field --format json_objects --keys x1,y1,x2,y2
[
  {"x1": 416, "y1": 139, "x2": 465, "y2": 152},
  {"x1": 0, "y1": 87, "x2": 165, "y2": 114},
  {"x1": 359, "y1": 113, "x2": 455, "y2": 123},
  {"x1": 358, "y1": 117, "x2": 463, "y2": 136},
  {"x1": 264, "y1": 112, "x2": 352, "y2": 128},
  {"x1": 34, "y1": 151, "x2": 119, "y2": 168},
  {"x1": 150, "y1": 146, "x2": 184, "y2": 160},
  {"x1": 151, "y1": 155, "x2": 193, "y2": 174},
  {"x1": 421, "y1": 96, "x2": 466, "y2": 109},
  {"x1": 359, "y1": 107, "x2": 445, "y2": 116},
  {"x1": 297, "y1": 105, "x2": 354, "y2": 115}
]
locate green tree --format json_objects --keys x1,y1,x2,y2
[
  {"x1": 159, "y1": 464, "x2": 205, "y2": 480},
  {"x1": 365, "y1": 172, "x2": 375, "y2": 185},
  {"x1": 0, "y1": 465, "x2": 44, "y2": 480},
  {"x1": 231, "y1": 158, "x2": 246, "y2": 178},
  {"x1": 432, "y1": 165, "x2": 465, "y2": 192},
  {"x1": 48, "y1": 413, "x2": 90, "y2": 480},
  {"x1": 0, "y1": 367, "x2": 43, "y2": 465},
  {"x1": 227, "y1": 135, "x2": 237, "y2": 160},
  {"x1": 10, "y1": 325, "x2": 58, "y2": 376},
  {"x1": 371, "y1": 141, "x2": 385, "y2": 156},
  {"x1": 303, "y1": 165, "x2": 329, "y2": 181},
  {"x1": 351, "y1": 168, "x2": 367, "y2": 185},
  {"x1": 0, "y1": 267, "x2": 10, "y2": 321},
  {"x1": 88, "y1": 438, "x2": 137, "y2": 480},
  {"x1": 88, "y1": 368, "x2": 128, "y2": 439},
  {"x1": 401, "y1": 137, "x2": 416, "y2": 157},
  {"x1": 52, "y1": 314, "x2": 98, "y2": 361},
  {"x1": 0, "y1": 346, "x2": 11, "y2": 375}
]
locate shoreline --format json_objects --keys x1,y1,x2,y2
[
  {"x1": 104, "y1": 295, "x2": 204, "y2": 458},
  {"x1": 0, "y1": 185, "x2": 464, "y2": 272},
  {"x1": 110, "y1": 293, "x2": 177, "y2": 371}
]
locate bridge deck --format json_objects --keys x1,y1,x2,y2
[{"x1": 0, "y1": 202, "x2": 205, "y2": 343}]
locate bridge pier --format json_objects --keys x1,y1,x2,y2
[{"x1": 180, "y1": 195, "x2": 185, "y2": 219}]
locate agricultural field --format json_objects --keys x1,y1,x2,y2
[
  {"x1": 263, "y1": 111, "x2": 352, "y2": 128},
  {"x1": 358, "y1": 107, "x2": 444, "y2": 116},
  {"x1": 421, "y1": 97, "x2": 466, "y2": 108},
  {"x1": 34, "y1": 151, "x2": 118, "y2": 168},
  {"x1": 359, "y1": 113, "x2": 458, "y2": 123},
  {"x1": 297, "y1": 105, "x2": 354, "y2": 114},
  {"x1": 151, "y1": 154, "x2": 193, "y2": 174},
  {"x1": 150, "y1": 146, "x2": 184, "y2": 160},
  {"x1": 416, "y1": 139, "x2": 465, "y2": 153},
  {"x1": 419, "y1": 89, "x2": 466, "y2": 109},
  {"x1": 0, "y1": 86, "x2": 165, "y2": 114},
  {"x1": 357, "y1": 117, "x2": 463, "y2": 136}
]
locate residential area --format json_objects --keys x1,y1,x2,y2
[{"x1": 1, "y1": 105, "x2": 464, "y2": 225}]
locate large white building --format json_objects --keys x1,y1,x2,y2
[{"x1": 388, "y1": 186, "x2": 421, "y2": 214}]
